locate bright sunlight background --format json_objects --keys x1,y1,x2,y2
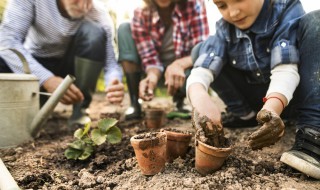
[{"x1": 106, "y1": 0, "x2": 320, "y2": 35}]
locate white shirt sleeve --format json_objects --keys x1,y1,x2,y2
[
  {"x1": 266, "y1": 64, "x2": 300, "y2": 105},
  {"x1": 186, "y1": 67, "x2": 214, "y2": 101}
]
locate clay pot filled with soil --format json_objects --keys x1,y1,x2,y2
[
  {"x1": 195, "y1": 138, "x2": 232, "y2": 175},
  {"x1": 160, "y1": 128, "x2": 193, "y2": 162},
  {"x1": 100, "y1": 112, "x2": 121, "y2": 121},
  {"x1": 192, "y1": 111, "x2": 232, "y2": 176},
  {"x1": 144, "y1": 108, "x2": 166, "y2": 129},
  {"x1": 130, "y1": 132, "x2": 167, "y2": 175}
]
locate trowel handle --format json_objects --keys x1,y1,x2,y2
[
  {"x1": 0, "y1": 158, "x2": 21, "y2": 190},
  {"x1": 30, "y1": 75, "x2": 76, "y2": 137}
]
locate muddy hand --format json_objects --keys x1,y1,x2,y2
[
  {"x1": 248, "y1": 109, "x2": 285, "y2": 150},
  {"x1": 192, "y1": 109, "x2": 224, "y2": 146}
]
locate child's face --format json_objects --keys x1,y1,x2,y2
[
  {"x1": 213, "y1": 0, "x2": 264, "y2": 30},
  {"x1": 60, "y1": 0, "x2": 93, "y2": 19}
]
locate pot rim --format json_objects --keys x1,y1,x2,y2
[
  {"x1": 160, "y1": 129, "x2": 192, "y2": 142},
  {"x1": 130, "y1": 132, "x2": 167, "y2": 148},
  {"x1": 195, "y1": 139, "x2": 232, "y2": 157}
]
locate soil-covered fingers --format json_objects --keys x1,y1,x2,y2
[
  {"x1": 139, "y1": 79, "x2": 154, "y2": 101},
  {"x1": 250, "y1": 110, "x2": 284, "y2": 139},
  {"x1": 248, "y1": 114, "x2": 285, "y2": 150},
  {"x1": 249, "y1": 136, "x2": 282, "y2": 150},
  {"x1": 248, "y1": 126, "x2": 284, "y2": 148},
  {"x1": 256, "y1": 109, "x2": 273, "y2": 123},
  {"x1": 191, "y1": 109, "x2": 202, "y2": 131}
]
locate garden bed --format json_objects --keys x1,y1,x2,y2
[{"x1": 0, "y1": 93, "x2": 319, "y2": 189}]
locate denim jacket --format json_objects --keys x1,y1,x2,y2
[{"x1": 194, "y1": 0, "x2": 305, "y2": 84}]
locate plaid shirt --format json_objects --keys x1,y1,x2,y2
[{"x1": 131, "y1": 0, "x2": 209, "y2": 71}]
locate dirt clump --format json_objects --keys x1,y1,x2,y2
[{"x1": 192, "y1": 110, "x2": 230, "y2": 148}]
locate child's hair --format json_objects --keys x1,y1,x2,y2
[{"x1": 143, "y1": 0, "x2": 187, "y2": 10}]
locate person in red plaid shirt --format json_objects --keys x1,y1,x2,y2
[{"x1": 118, "y1": 0, "x2": 209, "y2": 120}]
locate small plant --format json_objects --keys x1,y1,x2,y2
[{"x1": 64, "y1": 118, "x2": 122, "y2": 160}]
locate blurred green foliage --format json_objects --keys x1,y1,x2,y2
[
  {"x1": 0, "y1": 0, "x2": 6, "y2": 22},
  {"x1": 96, "y1": 71, "x2": 168, "y2": 97}
]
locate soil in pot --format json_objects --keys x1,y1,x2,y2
[
  {"x1": 160, "y1": 128, "x2": 193, "y2": 162},
  {"x1": 144, "y1": 108, "x2": 166, "y2": 129},
  {"x1": 130, "y1": 132, "x2": 167, "y2": 175},
  {"x1": 100, "y1": 112, "x2": 121, "y2": 121},
  {"x1": 192, "y1": 111, "x2": 233, "y2": 176}
]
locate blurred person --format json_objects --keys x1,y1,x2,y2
[
  {"x1": 117, "y1": 0, "x2": 209, "y2": 120},
  {"x1": 0, "y1": 0, "x2": 124, "y2": 125}
]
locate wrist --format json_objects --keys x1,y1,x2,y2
[
  {"x1": 176, "y1": 56, "x2": 192, "y2": 70},
  {"x1": 147, "y1": 68, "x2": 161, "y2": 81},
  {"x1": 262, "y1": 93, "x2": 287, "y2": 115}
]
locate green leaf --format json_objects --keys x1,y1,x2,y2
[
  {"x1": 68, "y1": 140, "x2": 85, "y2": 150},
  {"x1": 64, "y1": 148, "x2": 83, "y2": 160},
  {"x1": 91, "y1": 129, "x2": 107, "y2": 145},
  {"x1": 83, "y1": 137, "x2": 93, "y2": 145},
  {"x1": 74, "y1": 123, "x2": 91, "y2": 139},
  {"x1": 98, "y1": 118, "x2": 118, "y2": 133},
  {"x1": 74, "y1": 128, "x2": 84, "y2": 139},
  {"x1": 78, "y1": 145, "x2": 94, "y2": 160},
  {"x1": 83, "y1": 122, "x2": 91, "y2": 135},
  {"x1": 106, "y1": 126, "x2": 122, "y2": 144}
]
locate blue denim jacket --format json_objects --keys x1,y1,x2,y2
[{"x1": 194, "y1": 0, "x2": 305, "y2": 84}]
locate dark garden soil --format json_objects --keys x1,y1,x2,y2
[{"x1": 0, "y1": 93, "x2": 319, "y2": 190}]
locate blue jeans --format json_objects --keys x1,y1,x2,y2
[{"x1": 192, "y1": 10, "x2": 320, "y2": 129}]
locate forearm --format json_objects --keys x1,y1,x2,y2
[
  {"x1": 262, "y1": 92, "x2": 287, "y2": 115},
  {"x1": 264, "y1": 64, "x2": 299, "y2": 115},
  {"x1": 174, "y1": 56, "x2": 193, "y2": 70},
  {"x1": 146, "y1": 67, "x2": 162, "y2": 82},
  {"x1": 188, "y1": 83, "x2": 208, "y2": 105}
]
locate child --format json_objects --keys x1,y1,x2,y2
[{"x1": 187, "y1": 0, "x2": 320, "y2": 179}]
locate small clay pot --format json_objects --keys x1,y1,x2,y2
[
  {"x1": 195, "y1": 139, "x2": 232, "y2": 176},
  {"x1": 160, "y1": 128, "x2": 192, "y2": 162},
  {"x1": 100, "y1": 112, "x2": 121, "y2": 120},
  {"x1": 144, "y1": 108, "x2": 166, "y2": 129},
  {"x1": 130, "y1": 132, "x2": 167, "y2": 175}
]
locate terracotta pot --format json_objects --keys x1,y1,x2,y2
[
  {"x1": 195, "y1": 139, "x2": 232, "y2": 176},
  {"x1": 130, "y1": 132, "x2": 167, "y2": 175},
  {"x1": 160, "y1": 128, "x2": 192, "y2": 162},
  {"x1": 144, "y1": 108, "x2": 166, "y2": 129},
  {"x1": 100, "y1": 112, "x2": 121, "y2": 120}
]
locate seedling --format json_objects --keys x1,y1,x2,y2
[{"x1": 64, "y1": 118, "x2": 122, "y2": 160}]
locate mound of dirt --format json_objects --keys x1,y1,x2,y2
[{"x1": 0, "y1": 93, "x2": 319, "y2": 189}]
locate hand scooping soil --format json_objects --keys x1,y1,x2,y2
[{"x1": 192, "y1": 109, "x2": 229, "y2": 148}]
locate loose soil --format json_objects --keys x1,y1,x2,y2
[{"x1": 0, "y1": 93, "x2": 319, "y2": 190}]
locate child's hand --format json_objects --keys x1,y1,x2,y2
[{"x1": 248, "y1": 109, "x2": 285, "y2": 150}]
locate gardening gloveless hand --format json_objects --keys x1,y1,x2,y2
[{"x1": 248, "y1": 109, "x2": 285, "y2": 150}]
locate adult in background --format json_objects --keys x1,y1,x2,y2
[
  {"x1": 118, "y1": 0, "x2": 209, "y2": 120},
  {"x1": 0, "y1": 0, "x2": 124, "y2": 125}
]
